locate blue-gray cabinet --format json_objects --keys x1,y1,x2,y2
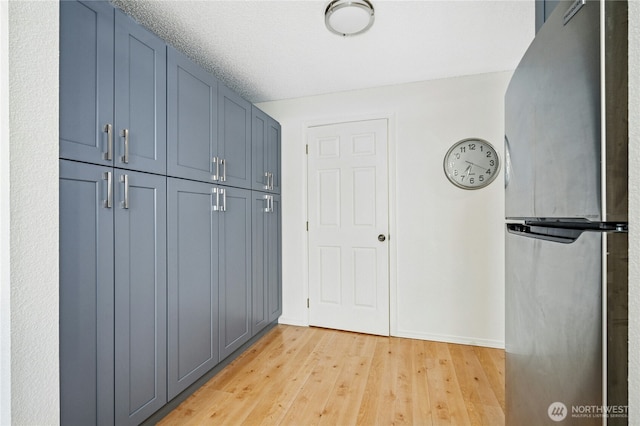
[
  {"x1": 167, "y1": 179, "x2": 253, "y2": 397},
  {"x1": 252, "y1": 193, "x2": 282, "y2": 335},
  {"x1": 167, "y1": 47, "x2": 219, "y2": 184},
  {"x1": 60, "y1": 160, "x2": 115, "y2": 426},
  {"x1": 218, "y1": 86, "x2": 253, "y2": 190},
  {"x1": 167, "y1": 177, "x2": 220, "y2": 399},
  {"x1": 219, "y1": 187, "x2": 253, "y2": 359},
  {"x1": 252, "y1": 107, "x2": 281, "y2": 193},
  {"x1": 114, "y1": 170, "x2": 167, "y2": 426},
  {"x1": 60, "y1": 1, "x2": 166, "y2": 174},
  {"x1": 60, "y1": 161, "x2": 167, "y2": 426},
  {"x1": 59, "y1": 0, "x2": 113, "y2": 167},
  {"x1": 167, "y1": 50, "x2": 253, "y2": 189}
]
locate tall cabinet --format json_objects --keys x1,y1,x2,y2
[{"x1": 60, "y1": 1, "x2": 282, "y2": 424}]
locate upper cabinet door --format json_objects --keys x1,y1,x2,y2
[
  {"x1": 252, "y1": 107, "x2": 281, "y2": 193},
  {"x1": 114, "y1": 10, "x2": 167, "y2": 175},
  {"x1": 60, "y1": 0, "x2": 114, "y2": 166},
  {"x1": 167, "y1": 47, "x2": 219, "y2": 183},
  {"x1": 218, "y1": 85, "x2": 252, "y2": 189}
]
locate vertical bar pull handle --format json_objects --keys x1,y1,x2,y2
[
  {"x1": 212, "y1": 156, "x2": 219, "y2": 181},
  {"x1": 120, "y1": 174, "x2": 129, "y2": 209},
  {"x1": 263, "y1": 194, "x2": 270, "y2": 212},
  {"x1": 212, "y1": 187, "x2": 219, "y2": 212},
  {"x1": 221, "y1": 188, "x2": 227, "y2": 212},
  {"x1": 270, "y1": 195, "x2": 274, "y2": 213},
  {"x1": 269, "y1": 172, "x2": 274, "y2": 190},
  {"x1": 264, "y1": 172, "x2": 269, "y2": 190},
  {"x1": 103, "y1": 171, "x2": 112, "y2": 208},
  {"x1": 104, "y1": 124, "x2": 113, "y2": 161},
  {"x1": 221, "y1": 159, "x2": 226, "y2": 182},
  {"x1": 120, "y1": 128, "x2": 129, "y2": 164}
]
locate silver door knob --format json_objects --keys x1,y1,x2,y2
[{"x1": 378, "y1": 234, "x2": 386, "y2": 242}]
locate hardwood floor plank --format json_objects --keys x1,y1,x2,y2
[{"x1": 157, "y1": 325, "x2": 505, "y2": 426}]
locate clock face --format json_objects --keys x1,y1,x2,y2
[{"x1": 443, "y1": 138, "x2": 500, "y2": 189}]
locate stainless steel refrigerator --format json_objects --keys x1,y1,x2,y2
[{"x1": 504, "y1": 1, "x2": 628, "y2": 425}]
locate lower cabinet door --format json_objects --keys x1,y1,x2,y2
[
  {"x1": 167, "y1": 178, "x2": 220, "y2": 399},
  {"x1": 114, "y1": 170, "x2": 167, "y2": 425},
  {"x1": 59, "y1": 160, "x2": 115, "y2": 426},
  {"x1": 267, "y1": 194, "x2": 282, "y2": 322},
  {"x1": 251, "y1": 192, "x2": 282, "y2": 335},
  {"x1": 219, "y1": 187, "x2": 252, "y2": 359}
]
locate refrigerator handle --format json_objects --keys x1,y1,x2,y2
[
  {"x1": 506, "y1": 223, "x2": 583, "y2": 244},
  {"x1": 504, "y1": 135, "x2": 512, "y2": 189}
]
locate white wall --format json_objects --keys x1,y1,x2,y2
[
  {"x1": 0, "y1": 1, "x2": 11, "y2": 424},
  {"x1": 258, "y1": 71, "x2": 509, "y2": 348},
  {"x1": 628, "y1": 2, "x2": 639, "y2": 423},
  {"x1": 7, "y1": 1, "x2": 60, "y2": 424}
]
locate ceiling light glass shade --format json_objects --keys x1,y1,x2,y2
[{"x1": 325, "y1": 0, "x2": 375, "y2": 37}]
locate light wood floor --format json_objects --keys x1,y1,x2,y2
[{"x1": 158, "y1": 325, "x2": 505, "y2": 426}]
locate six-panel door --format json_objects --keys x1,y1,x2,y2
[
  {"x1": 59, "y1": 160, "x2": 115, "y2": 426},
  {"x1": 114, "y1": 171, "x2": 167, "y2": 425}
]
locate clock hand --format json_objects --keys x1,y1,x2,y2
[
  {"x1": 465, "y1": 160, "x2": 483, "y2": 171},
  {"x1": 463, "y1": 165, "x2": 472, "y2": 178}
]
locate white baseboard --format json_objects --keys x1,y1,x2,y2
[
  {"x1": 277, "y1": 317, "x2": 309, "y2": 328},
  {"x1": 393, "y1": 329, "x2": 505, "y2": 349}
]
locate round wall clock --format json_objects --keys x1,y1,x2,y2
[{"x1": 443, "y1": 138, "x2": 500, "y2": 190}]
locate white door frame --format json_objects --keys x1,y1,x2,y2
[{"x1": 303, "y1": 112, "x2": 398, "y2": 336}]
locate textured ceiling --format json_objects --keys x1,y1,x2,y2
[{"x1": 112, "y1": 0, "x2": 535, "y2": 103}]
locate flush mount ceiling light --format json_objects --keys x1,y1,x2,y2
[{"x1": 325, "y1": 0, "x2": 375, "y2": 37}]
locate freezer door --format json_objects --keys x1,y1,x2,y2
[
  {"x1": 505, "y1": 0, "x2": 601, "y2": 220},
  {"x1": 506, "y1": 227, "x2": 602, "y2": 425}
]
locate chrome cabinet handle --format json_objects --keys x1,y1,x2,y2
[
  {"x1": 270, "y1": 172, "x2": 274, "y2": 190},
  {"x1": 220, "y1": 159, "x2": 226, "y2": 182},
  {"x1": 104, "y1": 124, "x2": 113, "y2": 161},
  {"x1": 270, "y1": 195, "x2": 274, "y2": 213},
  {"x1": 120, "y1": 128, "x2": 129, "y2": 164},
  {"x1": 212, "y1": 187, "x2": 219, "y2": 211},
  {"x1": 221, "y1": 188, "x2": 227, "y2": 212},
  {"x1": 120, "y1": 174, "x2": 129, "y2": 209},
  {"x1": 263, "y1": 194, "x2": 270, "y2": 212},
  {"x1": 103, "y1": 171, "x2": 112, "y2": 208},
  {"x1": 212, "y1": 156, "x2": 219, "y2": 181},
  {"x1": 264, "y1": 172, "x2": 270, "y2": 190}
]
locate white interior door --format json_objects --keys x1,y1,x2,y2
[{"x1": 307, "y1": 119, "x2": 389, "y2": 336}]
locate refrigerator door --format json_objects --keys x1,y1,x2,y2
[
  {"x1": 506, "y1": 226, "x2": 602, "y2": 425},
  {"x1": 505, "y1": 0, "x2": 601, "y2": 221}
]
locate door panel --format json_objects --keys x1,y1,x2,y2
[
  {"x1": 167, "y1": 178, "x2": 219, "y2": 399},
  {"x1": 219, "y1": 187, "x2": 252, "y2": 359},
  {"x1": 167, "y1": 47, "x2": 218, "y2": 183},
  {"x1": 114, "y1": 10, "x2": 166, "y2": 174},
  {"x1": 267, "y1": 195, "x2": 282, "y2": 322},
  {"x1": 114, "y1": 171, "x2": 166, "y2": 425},
  {"x1": 218, "y1": 85, "x2": 252, "y2": 189},
  {"x1": 59, "y1": 160, "x2": 114, "y2": 425},
  {"x1": 59, "y1": 0, "x2": 114, "y2": 166},
  {"x1": 505, "y1": 229, "x2": 602, "y2": 425},
  {"x1": 307, "y1": 119, "x2": 389, "y2": 336}
]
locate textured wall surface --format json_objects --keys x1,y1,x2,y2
[
  {"x1": 628, "y1": 2, "x2": 639, "y2": 423},
  {"x1": 8, "y1": 1, "x2": 59, "y2": 424}
]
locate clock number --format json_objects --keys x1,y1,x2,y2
[
  {"x1": 470, "y1": 177, "x2": 475, "y2": 184},
  {"x1": 489, "y1": 160, "x2": 495, "y2": 166},
  {"x1": 459, "y1": 147, "x2": 466, "y2": 153},
  {"x1": 479, "y1": 175, "x2": 484, "y2": 182},
  {"x1": 454, "y1": 170, "x2": 459, "y2": 176},
  {"x1": 486, "y1": 151, "x2": 492, "y2": 158},
  {"x1": 454, "y1": 153, "x2": 460, "y2": 159},
  {"x1": 468, "y1": 143, "x2": 476, "y2": 150},
  {"x1": 486, "y1": 169, "x2": 492, "y2": 175}
]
